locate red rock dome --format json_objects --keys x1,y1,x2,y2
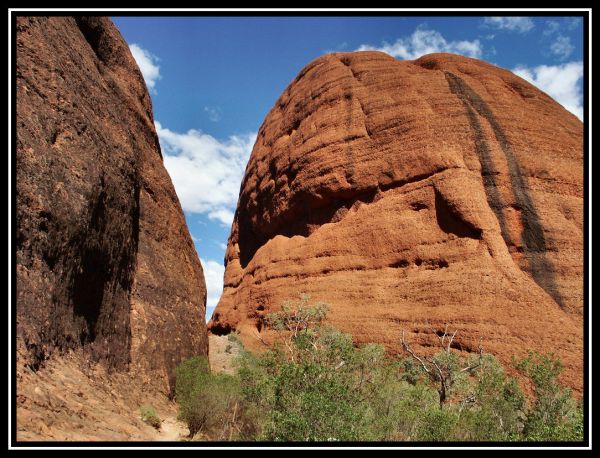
[{"x1": 210, "y1": 51, "x2": 583, "y2": 392}]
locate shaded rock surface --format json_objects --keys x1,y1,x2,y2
[
  {"x1": 16, "y1": 14, "x2": 207, "y2": 435},
  {"x1": 209, "y1": 51, "x2": 583, "y2": 392}
]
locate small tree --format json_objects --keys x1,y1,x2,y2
[
  {"x1": 514, "y1": 351, "x2": 583, "y2": 441},
  {"x1": 264, "y1": 293, "x2": 329, "y2": 362},
  {"x1": 401, "y1": 325, "x2": 483, "y2": 409},
  {"x1": 250, "y1": 295, "x2": 396, "y2": 441}
]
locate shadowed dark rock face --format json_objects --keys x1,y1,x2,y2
[{"x1": 16, "y1": 16, "x2": 207, "y2": 393}]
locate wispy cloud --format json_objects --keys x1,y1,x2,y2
[
  {"x1": 356, "y1": 25, "x2": 482, "y2": 60},
  {"x1": 542, "y1": 20, "x2": 577, "y2": 61},
  {"x1": 549, "y1": 35, "x2": 574, "y2": 60},
  {"x1": 543, "y1": 20, "x2": 561, "y2": 36},
  {"x1": 156, "y1": 121, "x2": 256, "y2": 227},
  {"x1": 324, "y1": 41, "x2": 348, "y2": 54},
  {"x1": 200, "y1": 258, "x2": 225, "y2": 321},
  {"x1": 566, "y1": 17, "x2": 582, "y2": 31},
  {"x1": 204, "y1": 106, "x2": 223, "y2": 122},
  {"x1": 212, "y1": 240, "x2": 228, "y2": 251},
  {"x1": 513, "y1": 62, "x2": 583, "y2": 120},
  {"x1": 129, "y1": 43, "x2": 161, "y2": 92},
  {"x1": 482, "y1": 17, "x2": 534, "y2": 34}
]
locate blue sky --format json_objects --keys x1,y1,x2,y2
[{"x1": 112, "y1": 15, "x2": 585, "y2": 321}]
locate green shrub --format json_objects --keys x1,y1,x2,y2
[
  {"x1": 175, "y1": 356, "x2": 242, "y2": 439},
  {"x1": 261, "y1": 334, "x2": 373, "y2": 441},
  {"x1": 140, "y1": 404, "x2": 161, "y2": 429},
  {"x1": 173, "y1": 297, "x2": 584, "y2": 443},
  {"x1": 514, "y1": 352, "x2": 583, "y2": 441},
  {"x1": 415, "y1": 406, "x2": 458, "y2": 441},
  {"x1": 227, "y1": 333, "x2": 243, "y2": 346}
]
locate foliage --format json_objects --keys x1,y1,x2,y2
[
  {"x1": 174, "y1": 296, "x2": 585, "y2": 443},
  {"x1": 140, "y1": 404, "x2": 161, "y2": 429},
  {"x1": 514, "y1": 351, "x2": 584, "y2": 442},
  {"x1": 175, "y1": 356, "x2": 242, "y2": 439}
]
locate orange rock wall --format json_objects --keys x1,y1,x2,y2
[{"x1": 210, "y1": 52, "x2": 583, "y2": 392}]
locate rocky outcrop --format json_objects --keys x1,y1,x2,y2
[
  {"x1": 209, "y1": 52, "x2": 583, "y2": 392},
  {"x1": 16, "y1": 16, "x2": 207, "y2": 397}
]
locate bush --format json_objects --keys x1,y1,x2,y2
[
  {"x1": 174, "y1": 297, "x2": 584, "y2": 443},
  {"x1": 140, "y1": 404, "x2": 161, "y2": 429},
  {"x1": 260, "y1": 331, "x2": 375, "y2": 441},
  {"x1": 175, "y1": 356, "x2": 242, "y2": 439},
  {"x1": 514, "y1": 352, "x2": 583, "y2": 441}
]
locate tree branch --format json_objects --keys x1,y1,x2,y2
[
  {"x1": 447, "y1": 329, "x2": 458, "y2": 353},
  {"x1": 459, "y1": 339, "x2": 484, "y2": 374},
  {"x1": 401, "y1": 330, "x2": 431, "y2": 374},
  {"x1": 253, "y1": 329, "x2": 269, "y2": 347}
]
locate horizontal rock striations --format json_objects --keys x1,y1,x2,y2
[{"x1": 209, "y1": 51, "x2": 583, "y2": 392}]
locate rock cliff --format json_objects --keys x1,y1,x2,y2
[
  {"x1": 209, "y1": 51, "x2": 583, "y2": 392},
  {"x1": 16, "y1": 16, "x2": 207, "y2": 399}
]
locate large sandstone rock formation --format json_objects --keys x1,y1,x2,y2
[
  {"x1": 209, "y1": 51, "x2": 583, "y2": 391},
  {"x1": 16, "y1": 16, "x2": 207, "y2": 398}
]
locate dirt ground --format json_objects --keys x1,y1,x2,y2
[
  {"x1": 15, "y1": 349, "x2": 189, "y2": 442},
  {"x1": 14, "y1": 334, "x2": 246, "y2": 442}
]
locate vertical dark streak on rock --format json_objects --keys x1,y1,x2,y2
[
  {"x1": 341, "y1": 56, "x2": 356, "y2": 185},
  {"x1": 445, "y1": 71, "x2": 564, "y2": 308},
  {"x1": 64, "y1": 171, "x2": 137, "y2": 371},
  {"x1": 448, "y1": 77, "x2": 511, "y2": 243}
]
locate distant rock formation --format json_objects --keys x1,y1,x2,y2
[
  {"x1": 16, "y1": 16, "x2": 207, "y2": 396},
  {"x1": 209, "y1": 51, "x2": 583, "y2": 392}
]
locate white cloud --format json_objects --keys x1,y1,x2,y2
[
  {"x1": 550, "y1": 35, "x2": 574, "y2": 60},
  {"x1": 513, "y1": 62, "x2": 583, "y2": 120},
  {"x1": 566, "y1": 17, "x2": 582, "y2": 31},
  {"x1": 204, "y1": 106, "x2": 223, "y2": 122},
  {"x1": 156, "y1": 121, "x2": 256, "y2": 226},
  {"x1": 543, "y1": 20, "x2": 561, "y2": 36},
  {"x1": 200, "y1": 258, "x2": 225, "y2": 322},
  {"x1": 356, "y1": 26, "x2": 482, "y2": 60},
  {"x1": 208, "y1": 209, "x2": 235, "y2": 227},
  {"x1": 483, "y1": 17, "x2": 534, "y2": 33},
  {"x1": 129, "y1": 43, "x2": 161, "y2": 92}
]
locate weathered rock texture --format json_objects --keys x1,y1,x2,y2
[
  {"x1": 16, "y1": 16, "x2": 207, "y2": 399},
  {"x1": 16, "y1": 349, "x2": 189, "y2": 441},
  {"x1": 209, "y1": 52, "x2": 584, "y2": 392}
]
